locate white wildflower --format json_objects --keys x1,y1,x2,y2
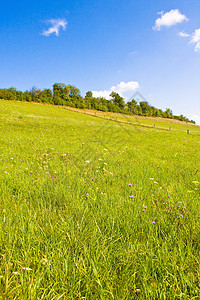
[{"x1": 41, "y1": 258, "x2": 48, "y2": 265}]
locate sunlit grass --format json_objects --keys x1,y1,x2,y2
[{"x1": 0, "y1": 100, "x2": 200, "y2": 299}]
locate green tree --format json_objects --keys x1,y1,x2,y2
[
  {"x1": 23, "y1": 91, "x2": 32, "y2": 102},
  {"x1": 85, "y1": 91, "x2": 93, "y2": 98},
  {"x1": 40, "y1": 89, "x2": 53, "y2": 104},
  {"x1": 165, "y1": 108, "x2": 173, "y2": 119},
  {"x1": 30, "y1": 87, "x2": 41, "y2": 102},
  {"x1": 126, "y1": 99, "x2": 138, "y2": 115},
  {"x1": 110, "y1": 92, "x2": 125, "y2": 110}
]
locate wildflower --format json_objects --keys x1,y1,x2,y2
[
  {"x1": 41, "y1": 258, "x2": 48, "y2": 265},
  {"x1": 127, "y1": 184, "x2": 133, "y2": 187},
  {"x1": 86, "y1": 193, "x2": 89, "y2": 196},
  {"x1": 85, "y1": 160, "x2": 90, "y2": 163},
  {"x1": 129, "y1": 195, "x2": 134, "y2": 199},
  {"x1": 152, "y1": 221, "x2": 156, "y2": 224},
  {"x1": 22, "y1": 267, "x2": 32, "y2": 271},
  {"x1": 144, "y1": 206, "x2": 148, "y2": 209},
  {"x1": 167, "y1": 195, "x2": 170, "y2": 198},
  {"x1": 180, "y1": 215, "x2": 184, "y2": 218},
  {"x1": 96, "y1": 179, "x2": 100, "y2": 181},
  {"x1": 143, "y1": 209, "x2": 145, "y2": 212}
]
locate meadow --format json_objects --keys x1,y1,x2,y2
[{"x1": 0, "y1": 99, "x2": 200, "y2": 299}]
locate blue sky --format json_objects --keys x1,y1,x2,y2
[{"x1": 1, "y1": 0, "x2": 200, "y2": 123}]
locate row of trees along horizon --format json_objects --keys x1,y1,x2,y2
[{"x1": 0, "y1": 83, "x2": 195, "y2": 124}]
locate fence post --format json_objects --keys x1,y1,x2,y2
[{"x1": 187, "y1": 130, "x2": 189, "y2": 134}]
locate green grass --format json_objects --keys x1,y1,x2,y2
[
  {"x1": 0, "y1": 99, "x2": 200, "y2": 299},
  {"x1": 88, "y1": 110, "x2": 199, "y2": 133}
]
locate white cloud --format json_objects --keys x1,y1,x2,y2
[
  {"x1": 190, "y1": 29, "x2": 200, "y2": 52},
  {"x1": 42, "y1": 18, "x2": 67, "y2": 37},
  {"x1": 190, "y1": 114, "x2": 200, "y2": 125},
  {"x1": 92, "y1": 81, "x2": 139, "y2": 99},
  {"x1": 129, "y1": 51, "x2": 138, "y2": 55},
  {"x1": 111, "y1": 81, "x2": 139, "y2": 93},
  {"x1": 178, "y1": 31, "x2": 190, "y2": 37},
  {"x1": 92, "y1": 90, "x2": 112, "y2": 99},
  {"x1": 153, "y1": 9, "x2": 188, "y2": 31}
]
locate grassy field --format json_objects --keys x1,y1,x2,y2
[{"x1": 0, "y1": 99, "x2": 200, "y2": 299}]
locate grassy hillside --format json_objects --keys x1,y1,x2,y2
[{"x1": 0, "y1": 99, "x2": 200, "y2": 299}]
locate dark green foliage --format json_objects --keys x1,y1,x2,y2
[
  {"x1": 110, "y1": 91, "x2": 125, "y2": 110},
  {"x1": 0, "y1": 84, "x2": 195, "y2": 123}
]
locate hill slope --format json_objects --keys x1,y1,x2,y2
[{"x1": 0, "y1": 100, "x2": 200, "y2": 299}]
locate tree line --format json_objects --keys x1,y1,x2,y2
[{"x1": 0, "y1": 83, "x2": 195, "y2": 123}]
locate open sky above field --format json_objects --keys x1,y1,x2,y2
[{"x1": 0, "y1": 0, "x2": 200, "y2": 124}]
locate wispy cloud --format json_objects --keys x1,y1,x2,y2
[
  {"x1": 92, "y1": 81, "x2": 139, "y2": 99},
  {"x1": 190, "y1": 28, "x2": 200, "y2": 52},
  {"x1": 129, "y1": 51, "x2": 138, "y2": 55},
  {"x1": 42, "y1": 18, "x2": 67, "y2": 37},
  {"x1": 178, "y1": 31, "x2": 190, "y2": 37},
  {"x1": 153, "y1": 9, "x2": 188, "y2": 31}
]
